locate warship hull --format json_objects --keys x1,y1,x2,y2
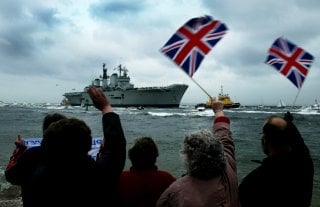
[{"x1": 64, "y1": 84, "x2": 188, "y2": 107}]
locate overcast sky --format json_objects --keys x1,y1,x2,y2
[{"x1": 0, "y1": 0, "x2": 319, "y2": 106}]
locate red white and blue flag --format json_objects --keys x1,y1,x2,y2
[
  {"x1": 160, "y1": 15, "x2": 228, "y2": 77},
  {"x1": 265, "y1": 37, "x2": 314, "y2": 89}
]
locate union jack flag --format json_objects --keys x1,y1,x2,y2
[
  {"x1": 160, "y1": 15, "x2": 228, "y2": 77},
  {"x1": 265, "y1": 37, "x2": 314, "y2": 88}
]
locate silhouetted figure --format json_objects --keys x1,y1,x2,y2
[
  {"x1": 29, "y1": 87, "x2": 126, "y2": 207},
  {"x1": 118, "y1": 137, "x2": 176, "y2": 207},
  {"x1": 5, "y1": 113, "x2": 67, "y2": 207},
  {"x1": 239, "y1": 112, "x2": 314, "y2": 207}
]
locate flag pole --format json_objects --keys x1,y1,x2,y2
[
  {"x1": 291, "y1": 87, "x2": 302, "y2": 110},
  {"x1": 188, "y1": 76, "x2": 212, "y2": 98}
]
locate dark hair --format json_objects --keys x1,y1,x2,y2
[
  {"x1": 42, "y1": 118, "x2": 92, "y2": 161},
  {"x1": 42, "y1": 113, "x2": 67, "y2": 131},
  {"x1": 182, "y1": 129, "x2": 226, "y2": 180},
  {"x1": 128, "y1": 137, "x2": 159, "y2": 170}
]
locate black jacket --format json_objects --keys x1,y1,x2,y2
[
  {"x1": 6, "y1": 112, "x2": 126, "y2": 207},
  {"x1": 239, "y1": 148, "x2": 314, "y2": 207}
]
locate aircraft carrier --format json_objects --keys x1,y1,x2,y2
[{"x1": 63, "y1": 64, "x2": 188, "y2": 107}]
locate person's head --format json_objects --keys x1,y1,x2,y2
[
  {"x1": 41, "y1": 118, "x2": 92, "y2": 161},
  {"x1": 128, "y1": 137, "x2": 159, "y2": 170},
  {"x1": 261, "y1": 115, "x2": 291, "y2": 156},
  {"x1": 181, "y1": 129, "x2": 226, "y2": 180},
  {"x1": 261, "y1": 113, "x2": 311, "y2": 157},
  {"x1": 42, "y1": 113, "x2": 67, "y2": 132}
]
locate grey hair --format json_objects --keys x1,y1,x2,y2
[{"x1": 181, "y1": 129, "x2": 226, "y2": 180}]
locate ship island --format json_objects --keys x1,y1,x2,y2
[
  {"x1": 63, "y1": 64, "x2": 189, "y2": 108},
  {"x1": 195, "y1": 86, "x2": 240, "y2": 110}
]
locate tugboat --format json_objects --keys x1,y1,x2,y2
[
  {"x1": 63, "y1": 64, "x2": 188, "y2": 108},
  {"x1": 195, "y1": 86, "x2": 240, "y2": 110}
]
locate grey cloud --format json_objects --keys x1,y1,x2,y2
[
  {"x1": 0, "y1": 1, "x2": 24, "y2": 20},
  {"x1": 0, "y1": 31, "x2": 35, "y2": 57},
  {"x1": 294, "y1": 0, "x2": 320, "y2": 10},
  {"x1": 32, "y1": 7, "x2": 61, "y2": 28},
  {"x1": 0, "y1": 1, "x2": 61, "y2": 28},
  {"x1": 89, "y1": 0, "x2": 145, "y2": 21},
  {"x1": 0, "y1": 4, "x2": 63, "y2": 73}
]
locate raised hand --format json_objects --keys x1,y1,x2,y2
[{"x1": 88, "y1": 87, "x2": 112, "y2": 114}]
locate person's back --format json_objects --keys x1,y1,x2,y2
[
  {"x1": 239, "y1": 152, "x2": 313, "y2": 207},
  {"x1": 30, "y1": 87, "x2": 127, "y2": 207},
  {"x1": 5, "y1": 113, "x2": 66, "y2": 207},
  {"x1": 157, "y1": 100, "x2": 240, "y2": 207},
  {"x1": 30, "y1": 118, "x2": 97, "y2": 207},
  {"x1": 118, "y1": 137, "x2": 176, "y2": 207},
  {"x1": 239, "y1": 113, "x2": 314, "y2": 207}
]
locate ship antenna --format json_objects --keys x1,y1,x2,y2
[
  {"x1": 123, "y1": 66, "x2": 128, "y2": 76},
  {"x1": 115, "y1": 64, "x2": 123, "y2": 76},
  {"x1": 219, "y1": 85, "x2": 223, "y2": 96},
  {"x1": 119, "y1": 64, "x2": 122, "y2": 76},
  {"x1": 102, "y1": 63, "x2": 108, "y2": 79}
]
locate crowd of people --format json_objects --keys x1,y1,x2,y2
[{"x1": 5, "y1": 87, "x2": 314, "y2": 207}]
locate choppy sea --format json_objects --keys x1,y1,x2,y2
[{"x1": 0, "y1": 103, "x2": 319, "y2": 207}]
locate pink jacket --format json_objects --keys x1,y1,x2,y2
[{"x1": 156, "y1": 116, "x2": 240, "y2": 207}]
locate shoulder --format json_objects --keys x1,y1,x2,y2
[
  {"x1": 239, "y1": 163, "x2": 267, "y2": 189},
  {"x1": 19, "y1": 146, "x2": 42, "y2": 161},
  {"x1": 119, "y1": 170, "x2": 138, "y2": 183},
  {"x1": 120, "y1": 170, "x2": 133, "y2": 177},
  {"x1": 25, "y1": 146, "x2": 42, "y2": 153},
  {"x1": 157, "y1": 177, "x2": 190, "y2": 206},
  {"x1": 157, "y1": 170, "x2": 176, "y2": 178},
  {"x1": 153, "y1": 170, "x2": 176, "y2": 185},
  {"x1": 167, "y1": 175, "x2": 190, "y2": 189}
]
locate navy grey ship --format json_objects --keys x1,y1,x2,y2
[{"x1": 63, "y1": 64, "x2": 188, "y2": 107}]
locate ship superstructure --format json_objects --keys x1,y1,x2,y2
[{"x1": 63, "y1": 64, "x2": 188, "y2": 107}]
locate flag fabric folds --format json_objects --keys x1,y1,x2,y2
[
  {"x1": 160, "y1": 15, "x2": 228, "y2": 77},
  {"x1": 265, "y1": 37, "x2": 314, "y2": 89}
]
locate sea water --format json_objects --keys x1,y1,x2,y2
[{"x1": 0, "y1": 103, "x2": 319, "y2": 207}]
